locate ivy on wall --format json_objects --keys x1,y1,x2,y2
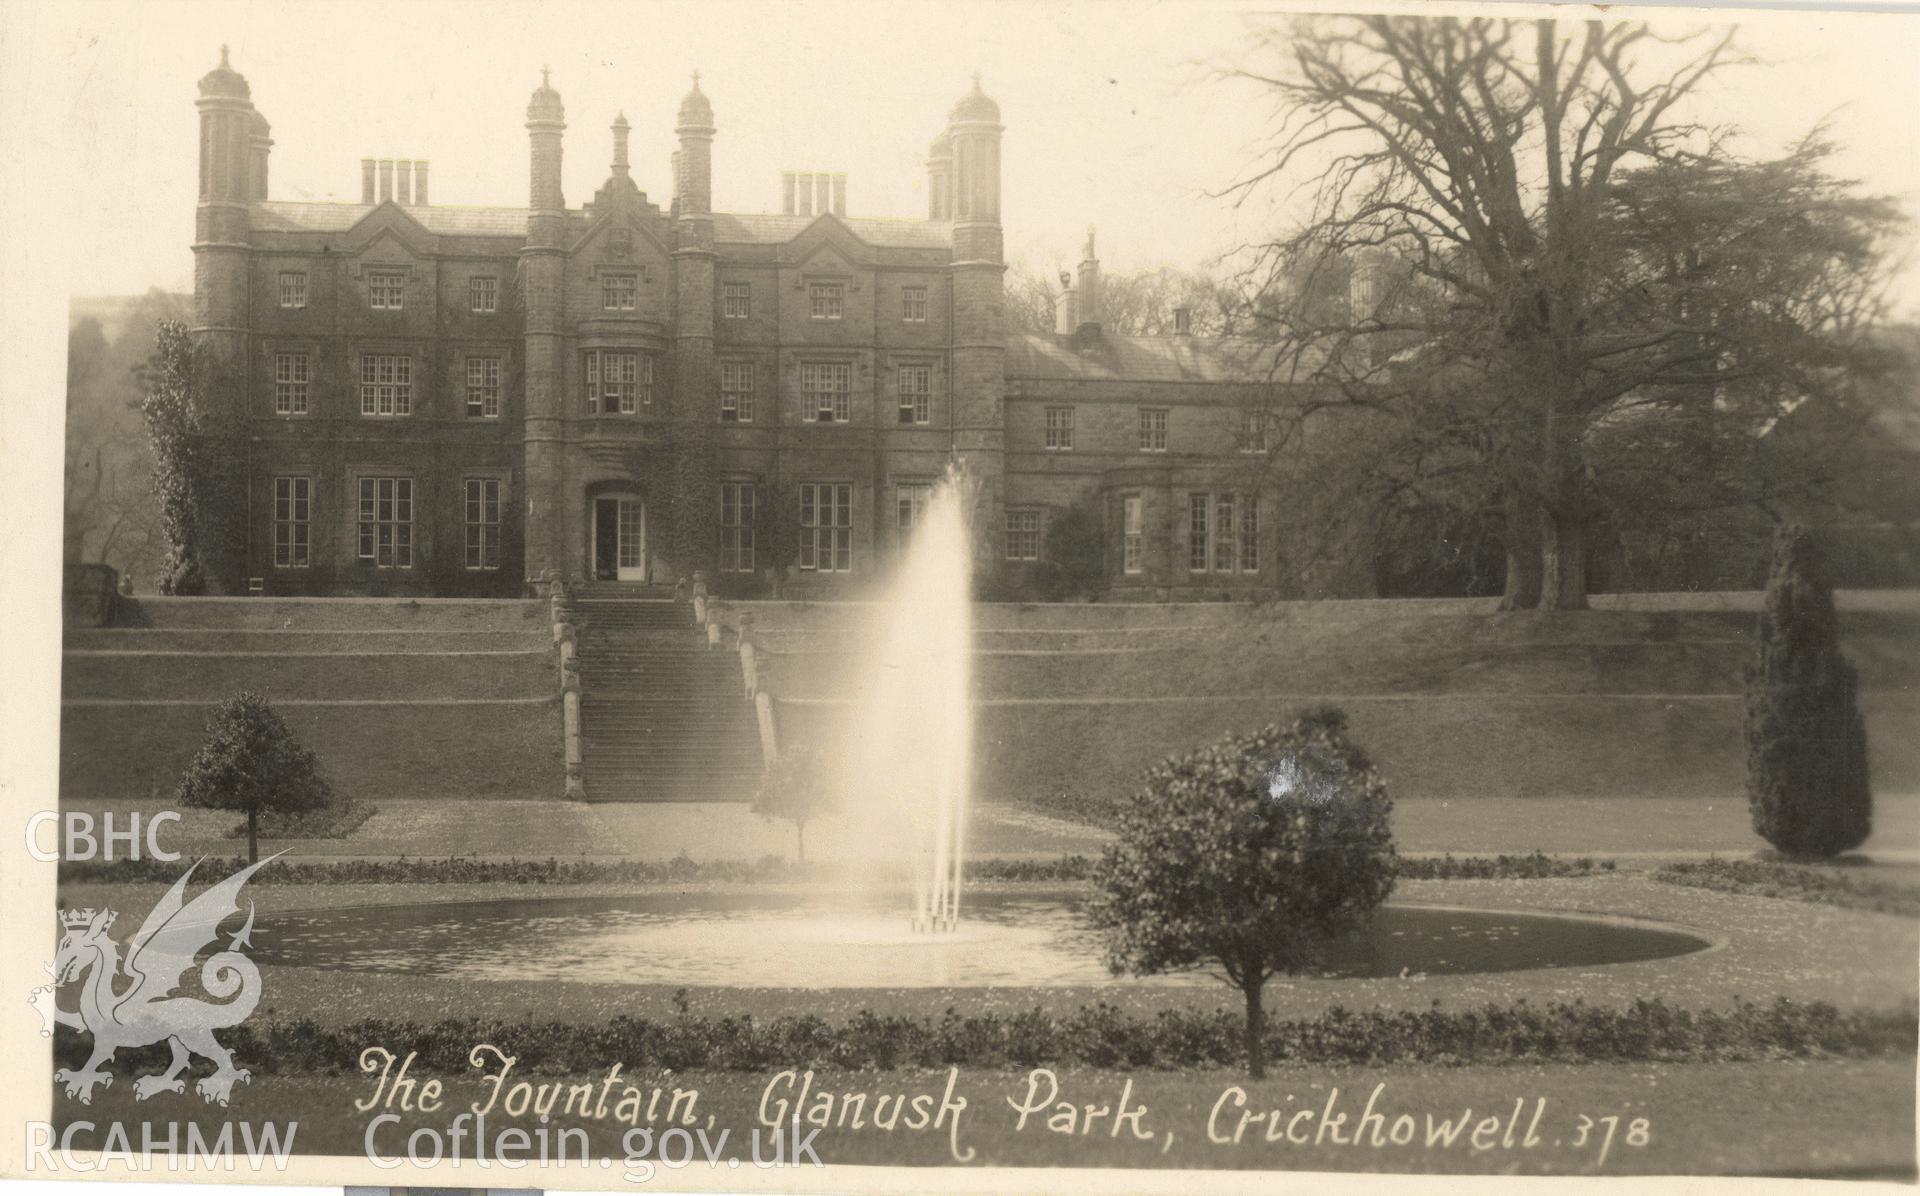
[{"x1": 140, "y1": 321, "x2": 246, "y2": 595}]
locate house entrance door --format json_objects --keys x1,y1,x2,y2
[{"x1": 592, "y1": 496, "x2": 646, "y2": 581}]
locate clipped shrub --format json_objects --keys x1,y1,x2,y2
[
  {"x1": 1087, "y1": 706, "x2": 1396, "y2": 1077},
  {"x1": 1744, "y1": 523, "x2": 1872, "y2": 857},
  {"x1": 751, "y1": 743, "x2": 839, "y2": 863},
  {"x1": 175, "y1": 690, "x2": 333, "y2": 862},
  {"x1": 1397, "y1": 852, "x2": 1614, "y2": 879}
]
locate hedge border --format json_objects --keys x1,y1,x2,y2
[{"x1": 52, "y1": 997, "x2": 1916, "y2": 1076}]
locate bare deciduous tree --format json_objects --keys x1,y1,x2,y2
[{"x1": 1225, "y1": 16, "x2": 1901, "y2": 608}]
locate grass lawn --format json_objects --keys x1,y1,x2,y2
[
  {"x1": 48, "y1": 1060, "x2": 1914, "y2": 1177},
  {"x1": 55, "y1": 874, "x2": 1920, "y2": 1020},
  {"x1": 59, "y1": 793, "x2": 1920, "y2": 862}
]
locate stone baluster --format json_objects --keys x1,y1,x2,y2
[
  {"x1": 754, "y1": 691, "x2": 779, "y2": 767},
  {"x1": 737, "y1": 611, "x2": 758, "y2": 697}
]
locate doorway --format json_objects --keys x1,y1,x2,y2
[{"x1": 592, "y1": 496, "x2": 647, "y2": 581}]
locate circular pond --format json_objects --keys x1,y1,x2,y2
[{"x1": 254, "y1": 890, "x2": 1709, "y2": 988}]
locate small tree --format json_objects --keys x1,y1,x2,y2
[
  {"x1": 175, "y1": 691, "x2": 334, "y2": 862},
  {"x1": 752, "y1": 743, "x2": 838, "y2": 864},
  {"x1": 1087, "y1": 708, "x2": 1396, "y2": 1078},
  {"x1": 1744, "y1": 523, "x2": 1872, "y2": 857}
]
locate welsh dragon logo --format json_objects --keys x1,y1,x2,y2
[{"x1": 45, "y1": 854, "x2": 279, "y2": 1106}]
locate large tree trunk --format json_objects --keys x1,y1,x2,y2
[
  {"x1": 1242, "y1": 978, "x2": 1267, "y2": 1080},
  {"x1": 247, "y1": 807, "x2": 259, "y2": 865},
  {"x1": 1498, "y1": 490, "x2": 1543, "y2": 611},
  {"x1": 1539, "y1": 506, "x2": 1591, "y2": 611}
]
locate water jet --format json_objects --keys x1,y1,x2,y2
[{"x1": 850, "y1": 464, "x2": 975, "y2": 933}]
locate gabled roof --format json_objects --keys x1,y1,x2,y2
[
  {"x1": 251, "y1": 201, "x2": 528, "y2": 238},
  {"x1": 251, "y1": 201, "x2": 954, "y2": 249},
  {"x1": 710, "y1": 212, "x2": 952, "y2": 250},
  {"x1": 1004, "y1": 332, "x2": 1292, "y2": 385}
]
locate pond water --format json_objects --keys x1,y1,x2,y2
[{"x1": 253, "y1": 890, "x2": 1709, "y2": 988}]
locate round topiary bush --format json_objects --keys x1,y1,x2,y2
[
  {"x1": 752, "y1": 742, "x2": 838, "y2": 863},
  {"x1": 176, "y1": 690, "x2": 334, "y2": 862},
  {"x1": 1087, "y1": 706, "x2": 1396, "y2": 1077}
]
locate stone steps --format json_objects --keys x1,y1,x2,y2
[{"x1": 572, "y1": 596, "x2": 762, "y2": 803}]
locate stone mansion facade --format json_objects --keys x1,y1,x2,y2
[{"x1": 191, "y1": 50, "x2": 1280, "y2": 599}]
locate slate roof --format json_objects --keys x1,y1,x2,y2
[
  {"x1": 251, "y1": 201, "x2": 528, "y2": 237},
  {"x1": 251, "y1": 202, "x2": 954, "y2": 250},
  {"x1": 710, "y1": 212, "x2": 953, "y2": 250},
  {"x1": 1004, "y1": 332, "x2": 1295, "y2": 385}
]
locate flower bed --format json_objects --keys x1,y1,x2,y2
[
  {"x1": 58, "y1": 850, "x2": 1615, "y2": 886},
  {"x1": 1655, "y1": 858, "x2": 1920, "y2": 916}
]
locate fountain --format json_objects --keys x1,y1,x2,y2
[
  {"x1": 247, "y1": 463, "x2": 1716, "y2": 987},
  {"x1": 847, "y1": 464, "x2": 975, "y2": 932}
]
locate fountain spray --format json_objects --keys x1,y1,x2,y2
[{"x1": 858, "y1": 460, "x2": 975, "y2": 934}]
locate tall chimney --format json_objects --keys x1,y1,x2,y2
[
  {"x1": 398, "y1": 160, "x2": 413, "y2": 205},
  {"x1": 1172, "y1": 306, "x2": 1192, "y2": 336},
  {"x1": 782, "y1": 171, "x2": 796, "y2": 215},
  {"x1": 797, "y1": 173, "x2": 814, "y2": 217},
  {"x1": 832, "y1": 173, "x2": 847, "y2": 217},
  {"x1": 1076, "y1": 226, "x2": 1103, "y2": 336},
  {"x1": 926, "y1": 132, "x2": 952, "y2": 220},
  {"x1": 361, "y1": 158, "x2": 376, "y2": 204},
  {"x1": 412, "y1": 160, "x2": 429, "y2": 205},
  {"x1": 1054, "y1": 275, "x2": 1078, "y2": 336},
  {"x1": 610, "y1": 112, "x2": 630, "y2": 177},
  {"x1": 814, "y1": 173, "x2": 831, "y2": 218},
  {"x1": 378, "y1": 159, "x2": 393, "y2": 203}
]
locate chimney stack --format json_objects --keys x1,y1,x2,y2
[
  {"x1": 1076, "y1": 226, "x2": 1103, "y2": 337},
  {"x1": 1172, "y1": 306, "x2": 1192, "y2": 336},
  {"x1": 364, "y1": 158, "x2": 429, "y2": 205},
  {"x1": 1054, "y1": 273, "x2": 1078, "y2": 336},
  {"x1": 783, "y1": 171, "x2": 848, "y2": 217}
]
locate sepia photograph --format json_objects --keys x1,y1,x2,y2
[{"x1": 3, "y1": 0, "x2": 1919, "y2": 1188}]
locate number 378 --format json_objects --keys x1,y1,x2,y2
[{"x1": 1573, "y1": 1113, "x2": 1652, "y2": 1167}]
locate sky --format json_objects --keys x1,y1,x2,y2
[{"x1": 9, "y1": 0, "x2": 1920, "y2": 311}]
